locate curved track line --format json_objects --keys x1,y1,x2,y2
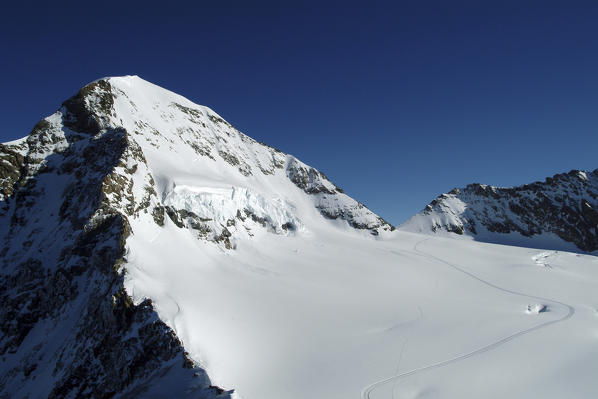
[
  {"x1": 361, "y1": 238, "x2": 575, "y2": 399},
  {"x1": 384, "y1": 305, "x2": 423, "y2": 333}
]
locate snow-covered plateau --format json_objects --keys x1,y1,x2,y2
[{"x1": 1, "y1": 76, "x2": 597, "y2": 399}]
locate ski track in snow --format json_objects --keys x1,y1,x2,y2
[
  {"x1": 361, "y1": 238, "x2": 576, "y2": 399},
  {"x1": 384, "y1": 305, "x2": 423, "y2": 333}
]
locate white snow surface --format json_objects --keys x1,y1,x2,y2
[
  {"x1": 78, "y1": 77, "x2": 598, "y2": 399},
  {"x1": 125, "y1": 225, "x2": 598, "y2": 399}
]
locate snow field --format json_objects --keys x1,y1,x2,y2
[{"x1": 98, "y1": 76, "x2": 598, "y2": 399}]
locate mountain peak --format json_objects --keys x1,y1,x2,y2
[{"x1": 5, "y1": 76, "x2": 394, "y2": 239}]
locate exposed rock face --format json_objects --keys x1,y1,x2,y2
[
  {"x1": 286, "y1": 158, "x2": 394, "y2": 235},
  {"x1": 0, "y1": 80, "x2": 231, "y2": 398},
  {"x1": 0, "y1": 144, "x2": 25, "y2": 202},
  {"x1": 401, "y1": 170, "x2": 598, "y2": 252}
]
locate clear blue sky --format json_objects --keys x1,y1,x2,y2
[{"x1": 2, "y1": 1, "x2": 598, "y2": 224}]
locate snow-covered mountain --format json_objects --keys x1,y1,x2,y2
[
  {"x1": 2, "y1": 76, "x2": 597, "y2": 399},
  {"x1": 0, "y1": 76, "x2": 392, "y2": 398},
  {"x1": 400, "y1": 170, "x2": 598, "y2": 253}
]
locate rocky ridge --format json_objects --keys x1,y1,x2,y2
[{"x1": 400, "y1": 169, "x2": 598, "y2": 252}]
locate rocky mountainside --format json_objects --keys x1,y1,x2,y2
[
  {"x1": 400, "y1": 169, "x2": 598, "y2": 252},
  {"x1": 0, "y1": 76, "x2": 393, "y2": 398}
]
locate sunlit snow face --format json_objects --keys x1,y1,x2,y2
[{"x1": 163, "y1": 184, "x2": 303, "y2": 235}]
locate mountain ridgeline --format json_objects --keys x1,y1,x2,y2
[{"x1": 400, "y1": 169, "x2": 598, "y2": 252}]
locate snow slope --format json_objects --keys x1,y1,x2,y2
[
  {"x1": 127, "y1": 223, "x2": 598, "y2": 399},
  {"x1": 106, "y1": 75, "x2": 393, "y2": 240},
  {"x1": 2, "y1": 76, "x2": 597, "y2": 398},
  {"x1": 400, "y1": 171, "x2": 598, "y2": 253}
]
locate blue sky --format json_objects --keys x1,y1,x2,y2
[{"x1": 2, "y1": 1, "x2": 598, "y2": 224}]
